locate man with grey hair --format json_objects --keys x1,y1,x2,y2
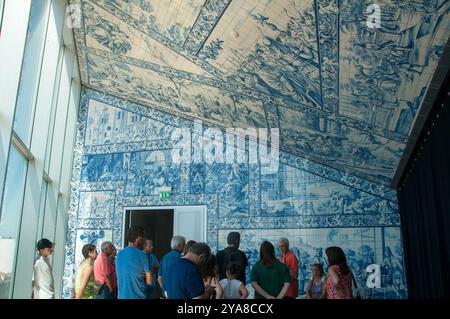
[
  {"x1": 278, "y1": 237, "x2": 299, "y2": 299},
  {"x1": 157, "y1": 235, "x2": 185, "y2": 297},
  {"x1": 93, "y1": 241, "x2": 116, "y2": 299},
  {"x1": 165, "y1": 242, "x2": 215, "y2": 299}
]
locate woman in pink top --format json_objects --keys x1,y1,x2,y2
[{"x1": 325, "y1": 246, "x2": 353, "y2": 299}]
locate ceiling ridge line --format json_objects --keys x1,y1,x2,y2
[
  {"x1": 277, "y1": 103, "x2": 409, "y2": 144},
  {"x1": 191, "y1": 0, "x2": 233, "y2": 56},
  {"x1": 83, "y1": 0, "x2": 408, "y2": 144},
  {"x1": 85, "y1": 47, "x2": 263, "y2": 101},
  {"x1": 86, "y1": 42, "x2": 410, "y2": 144},
  {"x1": 82, "y1": 85, "x2": 398, "y2": 203},
  {"x1": 281, "y1": 145, "x2": 394, "y2": 189},
  {"x1": 84, "y1": 84, "x2": 266, "y2": 136},
  {"x1": 72, "y1": 0, "x2": 90, "y2": 88},
  {"x1": 313, "y1": 0, "x2": 325, "y2": 112},
  {"x1": 91, "y1": 0, "x2": 225, "y2": 80},
  {"x1": 181, "y1": 0, "x2": 211, "y2": 50},
  {"x1": 85, "y1": 47, "x2": 218, "y2": 83}
]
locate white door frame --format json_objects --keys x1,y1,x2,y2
[{"x1": 122, "y1": 205, "x2": 207, "y2": 247}]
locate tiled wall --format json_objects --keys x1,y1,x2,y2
[
  {"x1": 62, "y1": 88, "x2": 407, "y2": 299},
  {"x1": 72, "y1": 0, "x2": 450, "y2": 186}
]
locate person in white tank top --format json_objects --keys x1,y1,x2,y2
[
  {"x1": 219, "y1": 262, "x2": 248, "y2": 299},
  {"x1": 33, "y1": 239, "x2": 55, "y2": 299}
]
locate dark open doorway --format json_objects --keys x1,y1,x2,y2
[{"x1": 124, "y1": 209, "x2": 174, "y2": 298}]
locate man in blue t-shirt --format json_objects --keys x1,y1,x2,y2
[
  {"x1": 158, "y1": 235, "x2": 185, "y2": 297},
  {"x1": 116, "y1": 226, "x2": 151, "y2": 299},
  {"x1": 165, "y1": 242, "x2": 215, "y2": 299}
]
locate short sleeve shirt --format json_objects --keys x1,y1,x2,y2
[
  {"x1": 93, "y1": 253, "x2": 114, "y2": 286},
  {"x1": 165, "y1": 258, "x2": 205, "y2": 299},
  {"x1": 116, "y1": 247, "x2": 150, "y2": 299},
  {"x1": 250, "y1": 260, "x2": 291, "y2": 299},
  {"x1": 158, "y1": 250, "x2": 182, "y2": 290}
]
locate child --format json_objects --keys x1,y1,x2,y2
[
  {"x1": 305, "y1": 263, "x2": 327, "y2": 299},
  {"x1": 219, "y1": 262, "x2": 248, "y2": 299},
  {"x1": 33, "y1": 238, "x2": 55, "y2": 299}
]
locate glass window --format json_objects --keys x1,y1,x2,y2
[
  {"x1": 0, "y1": 146, "x2": 28, "y2": 299},
  {"x1": 35, "y1": 180, "x2": 48, "y2": 243},
  {"x1": 43, "y1": 44, "x2": 65, "y2": 172},
  {"x1": 41, "y1": 180, "x2": 57, "y2": 242},
  {"x1": 10, "y1": 0, "x2": 67, "y2": 299},
  {"x1": 59, "y1": 75, "x2": 80, "y2": 202},
  {"x1": 0, "y1": 0, "x2": 32, "y2": 213},
  {"x1": 0, "y1": 0, "x2": 5, "y2": 34},
  {"x1": 13, "y1": 0, "x2": 50, "y2": 146}
]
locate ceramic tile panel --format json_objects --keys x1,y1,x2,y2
[
  {"x1": 70, "y1": 0, "x2": 449, "y2": 185},
  {"x1": 62, "y1": 89, "x2": 407, "y2": 298}
]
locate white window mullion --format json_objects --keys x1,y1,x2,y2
[{"x1": 0, "y1": 0, "x2": 32, "y2": 214}]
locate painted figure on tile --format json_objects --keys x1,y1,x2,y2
[
  {"x1": 381, "y1": 246, "x2": 404, "y2": 296},
  {"x1": 297, "y1": 249, "x2": 311, "y2": 296},
  {"x1": 312, "y1": 248, "x2": 328, "y2": 268},
  {"x1": 84, "y1": 3, "x2": 131, "y2": 55},
  {"x1": 80, "y1": 230, "x2": 106, "y2": 244}
]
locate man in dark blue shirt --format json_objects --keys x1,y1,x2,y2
[
  {"x1": 165, "y1": 243, "x2": 215, "y2": 299},
  {"x1": 217, "y1": 232, "x2": 248, "y2": 284},
  {"x1": 158, "y1": 235, "x2": 185, "y2": 297}
]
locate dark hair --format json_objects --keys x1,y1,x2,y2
[
  {"x1": 188, "y1": 242, "x2": 211, "y2": 257},
  {"x1": 184, "y1": 240, "x2": 196, "y2": 254},
  {"x1": 128, "y1": 226, "x2": 145, "y2": 243},
  {"x1": 36, "y1": 238, "x2": 53, "y2": 251},
  {"x1": 311, "y1": 263, "x2": 324, "y2": 276},
  {"x1": 260, "y1": 241, "x2": 275, "y2": 267},
  {"x1": 82, "y1": 244, "x2": 96, "y2": 259},
  {"x1": 227, "y1": 232, "x2": 240, "y2": 246},
  {"x1": 325, "y1": 246, "x2": 350, "y2": 275},
  {"x1": 226, "y1": 261, "x2": 242, "y2": 278},
  {"x1": 199, "y1": 253, "x2": 217, "y2": 280}
]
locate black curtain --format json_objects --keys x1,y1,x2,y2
[{"x1": 397, "y1": 79, "x2": 450, "y2": 298}]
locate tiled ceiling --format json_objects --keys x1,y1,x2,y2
[{"x1": 72, "y1": 0, "x2": 450, "y2": 187}]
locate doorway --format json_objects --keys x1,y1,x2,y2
[
  {"x1": 123, "y1": 205, "x2": 207, "y2": 248},
  {"x1": 122, "y1": 206, "x2": 207, "y2": 298},
  {"x1": 124, "y1": 209, "x2": 173, "y2": 298},
  {"x1": 124, "y1": 209, "x2": 174, "y2": 261}
]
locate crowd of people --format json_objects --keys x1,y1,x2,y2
[{"x1": 32, "y1": 229, "x2": 359, "y2": 299}]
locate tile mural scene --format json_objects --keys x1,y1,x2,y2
[
  {"x1": 63, "y1": 89, "x2": 407, "y2": 298},
  {"x1": 218, "y1": 227, "x2": 406, "y2": 299},
  {"x1": 70, "y1": 0, "x2": 450, "y2": 186}
]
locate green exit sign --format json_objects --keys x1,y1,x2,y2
[
  {"x1": 159, "y1": 187, "x2": 172, "y2": 200},
  {"x1": 159, "y1": 192, "x2": 171, "y2": 199}
]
